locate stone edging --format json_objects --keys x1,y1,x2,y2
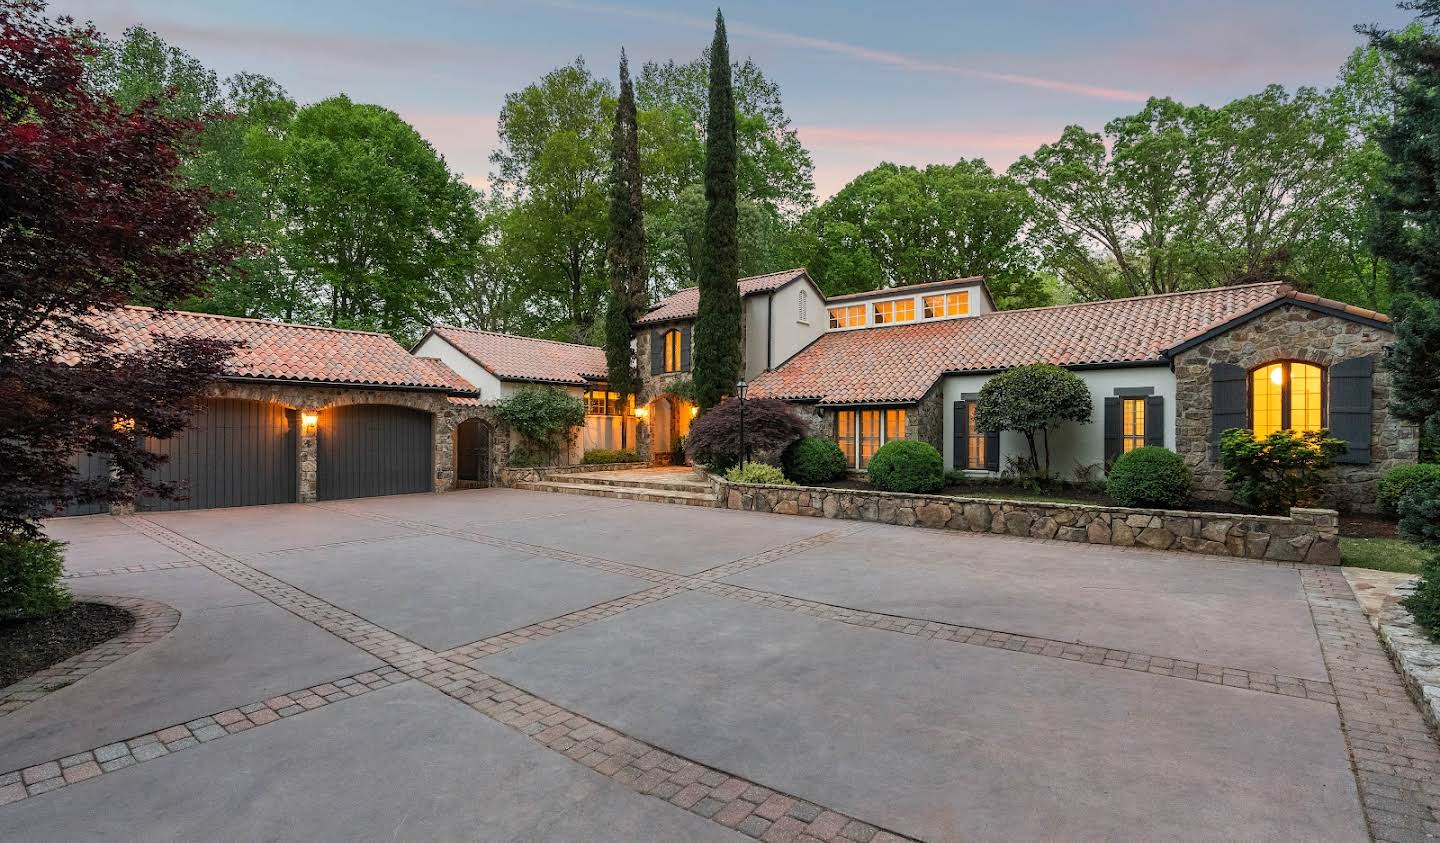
[
  {"x1": 1366, "y1": 587, "x2": 1440, "y2": 735},
  {"x1": 715, "y1": 478, "x2": 1340, "y2": 565},
  {"x1": 0, "y1": 595, "x2": 180, "y2": 718},
  {"x1": 497, "y1": 461, "x2": 648, "y2": 486}
]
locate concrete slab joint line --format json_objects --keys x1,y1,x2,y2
[
  {"x1": 1300, "y1": 567, "x2": 1440, "y2": 843},
  {"x1": 0, "y1": 667, "x2": 407, "y2": 807},
  {"x1": 0, "y1": 595, "x2": 180, "y2": 719},
  {"x1": 419, "y1": 658, "x2": 923, "y2": 843}
]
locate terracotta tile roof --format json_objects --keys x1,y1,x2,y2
[
  {"x1": 82, "y1": 307, "x2": 477, "y2": 392},
  {"x1": 824, "y1": 276, "x2": 987, "y2": 303},
  {"x1": 428, "y1": 326, "x2": 607, "y2": 386},
  {"x1": 636, "y1": 268, "x2": 810, "y2": 326},
  {"x1": 749, "y1": 283, "x2": 1317, "y2": 405}
]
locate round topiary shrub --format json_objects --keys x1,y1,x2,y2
[
  {"x1": 1105, "y1": 447, "x2": 1192, "y2": 509},
  {"x1": 1398, "y1": 477, "x2": 1440, "y2": 549},
  {"x1": 1378, "y1": 463, "x2": 1440, "y2": 518},
  {"x1": 782, "y1": 437, "x2": 848, "y2": 485},
  {"x1": 866, "y1": 440, "x2": 943, "y2": 494}
]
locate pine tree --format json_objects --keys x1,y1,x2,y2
[
  {"x1": 692, "y1": 9, "x2": 742, "y2": 412},
  {"x1": 1365, "y1": 8, "x2": 1440, "y2": 429},
  {"x1": 604, "y1": 49, "x2": 647, "y2": 397}
]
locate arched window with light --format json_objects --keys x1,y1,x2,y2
[{"x1": 1251, "y1": 361, "x2": 1325, "y2": 436}]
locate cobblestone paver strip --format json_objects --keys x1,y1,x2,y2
[
  {"x1": 61, "y1": 560, "x2": 201, "y2": 579},
  {"x1": 0, "y1": 596, "x2": 180, "y2": 718},
  {"x1": 1302, "y1": 567, "x2": 1440, "y2": 843},
  {"x1": 0, "y1": 667, "x2": 405, "y2": 807},
  {"x1": 418, "y1": 658, "x2": 920, "y2": 843},
  {"x1": 697, "y1": 580, "x2": 1336, "y2": 702}
]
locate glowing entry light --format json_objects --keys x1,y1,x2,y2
[
  {"x1": 1269, "y1": 366, "x2": 1283, "y2": 385},
  {"x1": 301, "y1": 412, "x2": 319, "y2": 429},
  {"x1": 633, "y1": 406, "x2": 648, "y2": 419}
]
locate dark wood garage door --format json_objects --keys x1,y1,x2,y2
[
  {"x1": 59, "y1": 452, "x2": 112, "y2": 516},
  {"x1": 317, "y1": 404, "x2": 433, "y2": 501},
  {"x1": 141, "y1": 398, "x2": 298, "y2": 512}
]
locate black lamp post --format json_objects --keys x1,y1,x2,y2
[{"x1": 736, "y1": 379, "x2": 749, "y2": 470}]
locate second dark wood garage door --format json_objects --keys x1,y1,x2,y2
[
  {"x1": 317, "y1": 404, "x2": 433, "y2": 501},
  {"x1": 142, "y1": 398, "x2": 299, "y2": 512}
]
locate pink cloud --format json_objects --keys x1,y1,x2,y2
[
  {"x1": 799, "y1": 124, "x2": 1056, "y2": 198},
  {"x1": 398, "y1": 111, "x2": 499, "y2": 188}
]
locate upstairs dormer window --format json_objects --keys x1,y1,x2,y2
[
  {"x1": 828, "y1": 304, "x2": 866, "y2": 329},
  {"x1": 873, "y1": 299, "x2": 915, "y2": 325},
  {"x1": 923, "y1": 291, "x2": 970, "y2": 319}
]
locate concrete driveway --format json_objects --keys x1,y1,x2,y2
[{"x1": 1, "y1": 488, "x2": 1431, "y2": 841}]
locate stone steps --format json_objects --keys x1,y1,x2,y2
[
  {"x1": 558, "y1": 472, "x2": 712, "y2": 493},
  {"x1": 515, "y1": 480, "x2": 718, "y2": 507}
]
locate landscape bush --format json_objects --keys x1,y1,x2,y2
[
  {"x1": 494, "y1": 388, "x2": 586, "y2": 465},
  {"x1": 782, "y1": 437, "x2": 848, "y2": 485},
  {"x1": 0, "y1": 538, "x2": 71, "y2": 620},
  {"x1": 686, "y1": 397, "x2": 807, "y2": 473},
  {"x1": 975, "y1": 363, "x2": 1092, "y2": 479},
  {"x1": 581, "y1": 448, "x2": 639, "y2": 465},
  {"x1": 866, "y1": 440, "x2": 944, "y2": 494},
  {"x1": 1219, "y1": 428, "x2": 1346, "y2": 514},
  {"x1": 1398, "y1": 477, "x2": 1440, "y2": 549},
  {"x1": 1378, "y1": 463, "x2": 1440, "y2": 518},
  {"x1": 724, "y1": 462, "x2": 793, "y2": 485},
  {"x1": 1105, "y1": 447, "x2": 1191, "y2": 509}
]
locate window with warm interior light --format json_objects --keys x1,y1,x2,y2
[
  {"x1": 1121, "y1": 398, "x2": 1146, "y2": 453},
  {"x1": 585, "y1": 386, "x2": 627, "y2": 416},
  {"x1": 828, "y1": 304, "x2": 866, "y2": 329},
  {"x1": 873, "y1": 299, "x2": 915, "y2": 325},
  {"x1": 922, "y1": 291, "x2": 970, "y2": 319},
  {"x1": 663, "y1": 329, "x2": 683, "y2": 373},
  {"x1": 964, "y1": 401, "x2": 986, "y2": 469},
  {"x1": 1251, "y1": 361, "x2": 1324, "y2": 437},
  {"x1": 834, "y1": 408, "x2": 908, "y2": 469}
]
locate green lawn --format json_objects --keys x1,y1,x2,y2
[{"x1": 1340, "y1": 537, "x2": 1430, "y2": 575}]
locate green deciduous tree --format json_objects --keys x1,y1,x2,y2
[
  {"x1": 975, "y1": 364, "x2": 1092, "y2": 478},
  {"x1": 794, "y1": 160, "x2": 1048, "y2": 308},
  {"x1": 605, "y1": 50, "x2": 647, "y2": 397},
  {"x1": 692, "y1": 10, "x2": 742, "y2": 412}
]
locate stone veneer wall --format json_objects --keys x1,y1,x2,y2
[
  {"x1": 1172, "y1": 304, "x2": 1418, "y2": 513},
  {"x1": 496, "y1": 461, "x2": 647, "y2": 486},
  {"x1": 716, "y1": 479, "x2": 1341, "y2": 565},
  {"x1": 214, "y1": 382, "x2": 508, "y2": 501}
]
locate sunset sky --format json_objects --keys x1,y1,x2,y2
[{"x1": 55, "y1": 0, "x2": 1409, "y2": 197}]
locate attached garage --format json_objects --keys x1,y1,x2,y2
[
  {"x1": 317, "y1": 404, "x2": 434, "y2": 501},
  {"x1": 141, "y1": 398, "x2": 298, "y2": 512}
]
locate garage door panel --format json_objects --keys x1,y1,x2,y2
[
  {"x1": 141, "y1": 399, "x2": 298, "y2": 512},
  {"x1": 317, "y1": 404, "x2": 432, "y2": 501}
]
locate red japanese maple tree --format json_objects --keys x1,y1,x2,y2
[{"x1": 0, "y1": 1, "x2": 237, "y2": 536}]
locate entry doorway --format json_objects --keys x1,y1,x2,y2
[
  {"x1": 644, "y1": 395, "x2": 695, "y2": 465},
  {"x1": 456, "y1": 418, "x2": 492, "y2": 486}
]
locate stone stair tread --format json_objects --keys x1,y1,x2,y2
[{"x1": 518, "y1": 480, "x2": 717, "y2": 506}]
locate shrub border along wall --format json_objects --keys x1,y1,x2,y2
[{"x1": 715, "y1": 479, "x2": 1340, "y2": 565}]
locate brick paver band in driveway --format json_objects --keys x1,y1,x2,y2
[{"x1": 2, "y1": 487, "x2": 1434, "y2": 841}]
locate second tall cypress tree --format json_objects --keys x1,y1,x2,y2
[
  {"x1": 604, "y1": 49, "x2": 647, "y2": 399},
  {"x1": 692, "y1": 9, "x2": 742, "y2": 412}
]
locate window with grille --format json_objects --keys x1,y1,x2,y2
[{"x1": 1251, "y1": 361, "x2": 1324, "y2": 437}]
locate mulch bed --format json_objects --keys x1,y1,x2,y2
[
  {"x1": 1341, "y1": 514, "x2": 1400, "y2": 539},
  {"x1": 816, "y1": 478, "x2": 1253, "y2": 513},
  {"x1": 0, "y1": 602, "x2": 135, "y2": 689}
]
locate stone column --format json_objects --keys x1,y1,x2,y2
[{"x1": 298, "y1": 410, "x2": 318, "y2": 502}]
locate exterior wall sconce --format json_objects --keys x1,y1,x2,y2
[
  {"x1": 633, "y1": 406, "x2": 648, "y2": 419},
  {"x1": 689, "y1": 405, "x2": 699, "y2": 419},
  {"x1": 301, "y1": 412, "x2": 319, "y2": 433},
  {"x1": 112, "y1": 417, "x2": 135, "y2": 432}
]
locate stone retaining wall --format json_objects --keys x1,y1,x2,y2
[
  {"x1": 497, "y1": 462, "x2": 648, "y2": 487},
  {"x1": 716, "y1": 479, "x2": 1340, "y2": 565}
]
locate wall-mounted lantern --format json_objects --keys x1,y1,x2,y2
[
  {"x1": 301, "y1": 411, "x2": 319, "y2": 434},
  {"x1": 633, "y1": 405, "x2": 648, "y2": 420}
]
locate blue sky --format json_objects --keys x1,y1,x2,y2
[{"x1": 56, "y1": 1, "x2": 1410, "y2": 197}]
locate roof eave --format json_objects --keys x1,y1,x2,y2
[{"x1": 1161, "y1": 297, "x2": 1392, "y2": 360}]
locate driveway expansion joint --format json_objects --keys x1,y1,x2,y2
[{"x1": 0, "y1": 595, "x2": 180, "y2": 719}]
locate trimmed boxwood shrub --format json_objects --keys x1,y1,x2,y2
[
  {"x1": 1, "y1": 538, "x2": 71, "y2": 620},
  {"x1": 1105, "y1": 447, "x2": 1191, "y2": 509},
  {"x1": 725, "y1": 462, "x2": 793, "y2": 485},
  {"x1": 1378, "y1": 464, "x2": 1440, "y2": 518},
  {"x1": 866, "y1": 440, "x2": 944, "y2": 494},
  {"x1": 782, "y1": 437, "x2": 848, "y2": 485},
  {"x1": 581, "y1": 448, "x2": 639, "y2": 465}
]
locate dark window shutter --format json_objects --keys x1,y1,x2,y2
[
  {"x1": 984, "y1": 429, "x2": 1000, "y2": 472},
  {"x1": 1210, "y1": 363, "x2": 1247, "y2": 458},
  {"x1": 1103, "y1": 397, "x2": 1122, "y2": 465},
  {"x1": 1330, "y1": 355, "x2": 1374, "y2": 464},
  {"x1": 952, "y1": 401, "x2": 966, "y2": 469},
  {"x1": 650, "y1": 331, "x2": 664, "y2": 375},
  {"x1": 679, "y1": 324, "x2": 692, "y2": 372},
  {"x1": 1145, "y1": 395, "x2": 1165, "y2": 448}
]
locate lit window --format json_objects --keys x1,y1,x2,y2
[
  {"x1": 663, "y1": 329, "x2": 683, "y2": 373},
  {"x1": 828, "y1": 305, "x2": 866, "y2": 329},
  {"x1": 585, "y1": 387, "x2": 626, "y2": 416},
  {"x1": 835, "y1": 408, "x2": 908, "y2": 469},
  {"x1": 798, "y1": 290, "x2": 808, "y2": 323},
  {"x1": 1121, "y1": 398, "x2": 1146, "y2": 453},
  {"x1": 964, "y1": 401, "x2": 986, "y2": 469},
  {"x1": 1251, "y1": 362, "x2": 1324, "y2": 437},
  {"x1": 923, "y1": 291, "x2": 970, "y2": 319},
  {"x1": 874, "y1": 299, "x2": 915, "y2": 325}
]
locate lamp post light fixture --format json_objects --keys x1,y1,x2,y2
[{"x1": 735, "y1": 379, "x2": 749, "y2": 470}]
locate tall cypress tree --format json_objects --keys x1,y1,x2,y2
[
  {"x1": 604, "y1": 48, "x2": 647, "y2": 398},
  {"x1": 1365, "y1": 8, "x2": 1440, "y2": 430},
  {"x1": 692, "y1": 9, "x2": 741, "y2": 412}
]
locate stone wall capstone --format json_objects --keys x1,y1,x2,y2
[{"x1": 1171, "y1": 304, "x2": 1418, "y2": 513}]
